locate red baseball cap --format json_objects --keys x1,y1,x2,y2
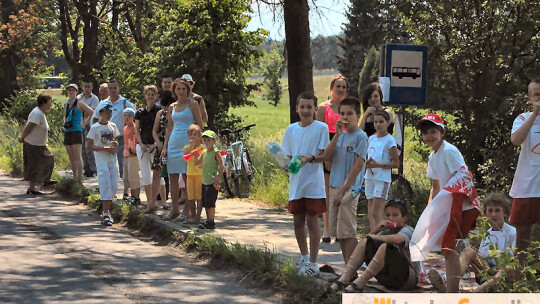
[{"x1": 417, "y1": 113, "x2": 445, "y2": 129}]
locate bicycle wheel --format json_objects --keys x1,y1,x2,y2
[
  {"x1": 388, "y1": 173, "x2": 413, "y2": 203},
  {"x1": 236, "y1": 149, "x2": 254, "y2": 198},
  {"x1": 222, "y1": 153, "x2": 239, "y2": 198}
]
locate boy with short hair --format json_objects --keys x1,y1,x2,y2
[
  {"x1": 410, "y1": 114, "x2": 481, "y2": 292},
  {"x1": 86, "y1": 104, "x2": 120, "y2": 226},
  {"x1": 313, "y1": 96, "x2": 368, "y2": 264},
  {"x1": 429, "y1": 193, "x2": 516, "y2": 292},
  {"x1": 122, "y1": 108, "x2": 141, "y2": 205},
  {"x1": 199, "y1": 130, "x2": 224, "y2": 229},
  {"x1": 281, "y1": 91, "x2": 330, "y2": 276},
  {"x1": 509, "y1": 78, "x2": 540, "y2": 259}
]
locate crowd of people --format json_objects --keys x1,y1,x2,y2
[
  {"x1": 17, "y1": 72, "x2": 539, "y2": 292},
  {"x1": 280, "y1": 76, "x2": 539, "y2": 293},
  {"x1": 19, "y1": 74, "x2": 220, "y2": 229}
]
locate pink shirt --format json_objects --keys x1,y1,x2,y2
[
  {"x1": 123, "y1": 123, "x2": 136, "y2": 157},
  {"x1": 323, "y1": 100, "x2": 339, "y2": 133}
]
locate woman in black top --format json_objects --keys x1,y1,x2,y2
[
  {"x1": 360, "y1": 82, "x2": 395, "y2": 137},
  {"x1": 135, "y1": 85, "x2": 162, "y2": 211}
]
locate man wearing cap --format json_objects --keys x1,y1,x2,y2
[
  {"x1": 180, "y1": 74, "x2": 208, "y2": 124},
  {"x1": 64, "y1": 83, "x2": 94, "y2": 180},
  {"x1": 92, "y1": 79, "x2": 135, "y2": 178},
  {"x1": 78, "y1": 81, "x2": 100, "y2": 177}
]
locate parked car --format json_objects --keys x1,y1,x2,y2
[{"x1": 42, "y1": 76, "x2": 64, "y2": 89}]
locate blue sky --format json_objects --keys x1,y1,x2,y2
[{"x1": 246, "y1": 0, "x2": 349, "y2": 39}]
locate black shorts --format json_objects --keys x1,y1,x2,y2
[
  {"x1": 365, "y1": 236, "x2": 416, "y2": 290},
  {"x1": 202, "y1": 184, "x2": 218, "y2": 208},
  {"x1": 64, "y1": 131, "x2": 83, "y2": 145}
]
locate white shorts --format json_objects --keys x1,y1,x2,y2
[
  {"x1": 136, "y1": 144, "x2": 155, "y2": 186},
  {"x1": 95, "y1": 153, "x2": 119, "y2": 201},
  {"x1": 364, "y1": 179, "x2": 390, "y2": 200}
]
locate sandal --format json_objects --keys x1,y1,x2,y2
[
  {"x1": 344, "y1": 282, "x2": 363, "y2": 293},
  {"x1": 145, "y1": 206, "x2": 158, "y2": 214},
  {"x1": 162, "y1": 204, "x2": 170, "y2": 211},
  {"x1": 165, "y1": 212, "x2": 180, "y2": 221},
  {"x1": 322, "y1": 236, "x2": 331, "y2": 243},
  {"x1": 328, "y1": 280, "x2": 347, "y2": 292},
  {"x1": 26, "y1": 189, "x2": 44, "y2": 195}
]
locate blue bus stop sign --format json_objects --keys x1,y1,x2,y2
[{"x1": 383, "y1": 44, "x2": 428, "y2": 106}]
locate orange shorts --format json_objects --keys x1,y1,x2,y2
[
  {"x1": 287, "y1": 198, "x2": 327, "y2": 215},
  {"x1": 509, "y1": 197, "x2": 540, "y2": 226},
  {"x1": 441, "y1": 193, "x2": 480, "y2": 252}
]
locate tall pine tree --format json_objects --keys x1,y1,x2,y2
[{"x1": 338, "y1": 0, "x2": 385, "y2": 98}]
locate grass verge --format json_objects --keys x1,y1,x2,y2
[{"x1": 72, "y1": 182, "x2": 340, "y2": 303}]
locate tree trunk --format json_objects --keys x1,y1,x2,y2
[
  {"x1": 0, "y1": 0, "x2": 19, "y2": 107},
  {"x1": 283, "y1": 0, "x2": 313, "y2": 123}
]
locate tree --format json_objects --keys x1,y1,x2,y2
[
  {"x1": 99, "y1": 0, "x2": 266, "y2": 130},
  {"x1": 387, "y1": 0, "x2": 540, "y2": 191},
  {"x1": 283, "y1": 0, "x2": 313, "y2": 123},
  {"x1": 357, "y1": 46, "x2": 380, "y2": 96},
  {"x1": 57, "y1": 0, "x2": 107, "y2": 86},
  {"x1": 0, "y1": 0, "x2": 53, "y2": 107},
  {"x1": 338, "y1": 0, "x2": 386, "y2": 98},
  {"x1": 260, "y1": 49, "x2": 286, "y2": 106}
]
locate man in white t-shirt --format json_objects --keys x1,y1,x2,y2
[
  {"x1": 78, "y1": 81, "x2": 100, "y2": 177},
  {"x1": 509, "y1": 78, "x2": 540, "y2": 257},
  {"x1": 92, "y1": 79, "x2": 135, "y2": 179},
  {"x1": 17, "y1": 95, "x2": 56, "y2": 194}
]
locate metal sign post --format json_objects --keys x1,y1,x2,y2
[{"x1": 379, "y1": 40, "x2": 428, "y2": 175}]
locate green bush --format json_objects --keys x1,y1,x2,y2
[{"x1": 55, "y1": 177, "x2": 89, "y2": 199}]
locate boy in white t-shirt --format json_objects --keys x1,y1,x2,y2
[
  {"x1": 409, "y1": 114, "x2": 481, "y2": 293},
  {"x1": 281, "y1": 91, "x2": 330, "y2": 276},
  {"x1": 509, "y1": 78, "x2": 540, "y2": 258},
  {"x1": 86, "y1": 104, "x2": 120, "y2": 226},
  {"x1": 430, "y1": 193, "x2": 517, "y2": 292}
]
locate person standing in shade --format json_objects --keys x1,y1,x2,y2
[
  {"x1": 135, "y1": 85, "x2": 161, "y2": 212},
  {"x1": 63, "y1": 84, "x2": 94, "y2": 180},
  {"x1": 98, "y1": 83, "x2": 109, "y2": 101},
  {"x1": 156, "y1": 74, "x2": 173, "y2": 108},
  {"x1": 92, "y1": 79, "x2": 135, "y2": 184},
  {"x1": 18, "y1": 95, "x2": 56, "y2": 195},
  {"x1": 78, "y1": 81, "x2": 100, "y2": 177},
  {"x1": 180, "y1": 74, "x2": 208, "y2": 125}
]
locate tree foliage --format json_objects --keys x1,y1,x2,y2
[
  {"x1": 386, "y1": 0, "x2": 540, "y2": 191},
  {"x1": 0, "y1": 0, "x2": 54, "y2": 108},
  {"x1": 260, "y1": 49, "x2": 286, "y2": 106},
  {"x1": 357, "y1": 46, "x2": 380, "y2": 95},
  {"x1": 338, "y1": 0, "x2": 387, "y2": 98},
  {"x1": 98, "y1": 0, "x2": 266, "y2": 130}
]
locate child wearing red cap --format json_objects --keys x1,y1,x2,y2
[{"x1": 409, "y1": 114, "x2": 481, "y2": 293}]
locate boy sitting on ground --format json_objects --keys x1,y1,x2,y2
[{"x1": 429, "y1": 192, "x2": 517, "y2": 292}]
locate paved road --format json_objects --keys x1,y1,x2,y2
[{"x1": 0, "y1": 174, "x2": 277, "y2": 304}]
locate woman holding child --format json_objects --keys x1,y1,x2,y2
[
  {"x1": 162, "y1": 80, "x2": 203, "y2": 219},
  {"x1": 316, "y1": 75, "x2": 349, "y2": 243}
]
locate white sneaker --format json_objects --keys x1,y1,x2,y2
[
  {"x1": 297, "y1": 256, "x2": 309, "y2": 274},
  {"x1": 428, "y1": 269, "x2": 447, "y2": 292},
  {"x1": 304, "y1": 261, "x2": 320, "y2": 277}
]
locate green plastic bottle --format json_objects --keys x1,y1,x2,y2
[{"x1": 288, "y1": 156, "x2": 303, "y2": 174}]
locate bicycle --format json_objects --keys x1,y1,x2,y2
[{"x1": 218, "y1": 124, "x2": 256, "y2": 198}]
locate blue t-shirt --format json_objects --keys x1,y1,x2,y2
[{"x1": 329, "y1": 128, "x2": 368, "y2": 190}]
